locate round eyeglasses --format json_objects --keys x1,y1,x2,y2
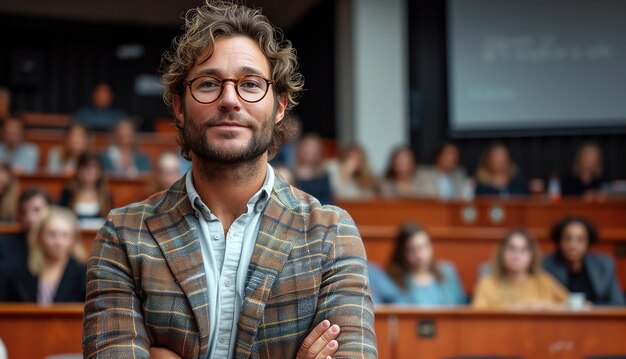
[{"x1": 184, "y1": 75, "x2": 274, "y2": 104}]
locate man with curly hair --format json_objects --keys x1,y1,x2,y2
[{"x1": 82, "y1": 1, "x2": 377, "y2": 358}]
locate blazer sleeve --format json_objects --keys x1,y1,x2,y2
[
  {"x1": 82, "y1": 215, "x2": 150, "y2": 358},
  {"x1": 312, "y1": 210, "x2": 378, "y2": 358},
  {"x1": 601, "y1": 257, "x2": 625, "y2": 306}
]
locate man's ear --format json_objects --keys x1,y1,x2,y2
[
  {"x1": 172, "y1": 94, "x2": 185, "y2": 129},
  {"x1": 274, "y1": 94, "x2": 288, "y2": 124}
]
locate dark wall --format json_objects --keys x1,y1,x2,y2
[
  {"x1": 408, "y1": 1, "x2": 626, "y2": 180},
  {"x1": 0, "y1": 15, "x2": 179, "y2": 130},
  {"x1": 284, "y1": 0, "x2": 335, "y2": 137}
]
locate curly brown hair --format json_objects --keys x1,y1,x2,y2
[{"x1": 160, "y1": 0, "x2": 304, "y2": 159}]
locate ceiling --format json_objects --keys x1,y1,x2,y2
[{"x1": 0, "y1": 0, "x2": 321, "y2": 29}]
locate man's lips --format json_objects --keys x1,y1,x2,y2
[{"x1": 209, "y1": 121, "x2": 249, "y2": 130}]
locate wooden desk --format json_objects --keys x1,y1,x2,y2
[
  {"x1": 338, "y1": 198, "x2": 626, "y2": 229},
  {"x1": 361, "y1": 225, "x2": 626, "y2": 292},
  {"x1": 2, "y1": 304, "x2": 625, "y2": 359},
  {"x1": 375, "y1": 306, "x2": 626, "y2": 359},
  {"x1": 0, "y1": 304, "x2": 83, "y2": 359},
  {"x1": 18, "y1": 173, "x2": 152, "y2": 209}
]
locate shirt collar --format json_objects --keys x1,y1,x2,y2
[{"x1": 185, "y1": 164, "x2": 274, "y2": 219}]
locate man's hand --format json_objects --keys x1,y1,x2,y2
[
  {"x1": 296, "y1": 320, "x2": 340, "y2": 359},
  {"x1": 150, "y1": 347, "x2": 182, "y2": 359}
]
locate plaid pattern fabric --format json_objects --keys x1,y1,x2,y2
[{"x1": 83, "y1": 174, "x2": 377, "y2": 359}]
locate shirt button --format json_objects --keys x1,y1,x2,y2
[
  {"x1": 212, "y1": 233, "x2": 220, "y2": 240},
  {"x1": 218, "y1": 337, "x2": 226, "y2": 344},
  {"x1": 256, "y1": 203, "x2": 265, "y2": 212},
  {"x1": 224, "y1": 279, "x2": 232, "y2": 287}
]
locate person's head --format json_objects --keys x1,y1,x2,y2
[
  {"x1": 295, "y1": 133, "x2": 325, "y2": 168},
  {"x1": 434, "y1": 141, "x2": 460, "y2": 173},
  {"x1": 27, "y1": 206, "x2": 85, "y2": 275},
  {"x1": 161, "y1": 1, "x2": 304, "y2": 165},
  {"x1": 75, "y1": 153, "x2": 105, "y2": 187},
  {"x1": 493, "y1": 229, "x2": 542, "y2": 279},
  {"x1": 340, "y1": 144, "x2": 375, "y2": 189},
  {"x1": 0, "y1": 87, "x2": 11, "y2": 118},
  {"x1": 476, "y1": 142, "x2": 516, "y2": 183},
  {"x1": 2, "y1": 117, "x2": 25, "y2": 148},
  {"x1": 92, "y1": 83, "x2": 114, "y2": 109},
  {"x1": 112, "y1": 119, "x2": 136, "y2": 149},
  {"x1": 63, "y1": 124, "x2": 90, "y2": 158},
  {"x1": 573, "y1": 142, "x2": 602, "y2": 178},
  {"x1": 385, "y1": 146, "x2": 417, "y2": 181},
  {"x1": 388, "y1": 223, "x2": 442, "y2": 287},
  {"x1": 0, "y1": 162, "x2": 18, "y2": 220},
  {"x1": 18, "y1": 188, "x2": 53, "y2": 229},
  {"x1": 156, "y1": 151, "x2": 181, "y2": 191},
  {"x1": 550, "y1": 216, "x2": 597, "y2": 265}
]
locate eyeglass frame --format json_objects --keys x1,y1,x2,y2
[{"x1": 183, "y1": 75, "x2": 275, "y2": 104}]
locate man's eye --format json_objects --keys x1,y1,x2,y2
[{"x1": 240, "y1": 80, "x2": 261, "y2": 89}]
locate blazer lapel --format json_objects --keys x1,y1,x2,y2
[
  {"x1": 584, "y1": 255, "x2": 603, "y2": 299},
  {"x1": 145, "y1": 180, "x2": 210, "y2": 356},
  {"x1": 236, "y1": 177, "x2": 302, "y2": 357}
]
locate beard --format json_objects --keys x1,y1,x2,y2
[{"x1": 181, "y1": 107, "x2": 276, "y2": 165}]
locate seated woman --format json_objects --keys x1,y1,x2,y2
[
  {"x1": 543, "y1": 217, "x2": 624, "y2": 305},
  {"x1": 59, "y1": 153, "x2": 112, "y2": 220},
  {"x1": 293, "y1": 133, "x2": 333, "y2": 205},
  {"x1": 100, "y1": 119, "x2": 150, "y2": 178},
  {"x1": 472, "y1": 229, "x2": 568, "y2": 309},
  {"x1": 0, "y1": 162, "x2": 18, "y2": 222},
  {"x1": 5, "y1": 206, "x2": 86, "y2": 303},
  {"x1": 46, "y1": 123, "x2": 91, "y2": 175},
  {"x1": 413, "y1": 141, "x2": 468, "y2": 200},
  {"x1": 386, "y1": 223, "x2": 465, "y2": 306},
  {"x1": 474, "y1": 143, "x2": 529, "y2": 197},
  {"x1": 326, "y1": 144, "x2": 376, "y2": 200},
  {"x1": 378, "y1": 146, "x2": 420, "y2": 198},
  {"x1": 561, "y1": 142, "x2": 606, "y2": 200}
]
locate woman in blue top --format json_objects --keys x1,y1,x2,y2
[{"x1": 387, "y1": 223, "x2": 466, "y2": 305}]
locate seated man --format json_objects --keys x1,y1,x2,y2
[
  {"x1": 0, "y1": 117, "x2": 39, "y2": 174},
  {"x1": 82, "y1": 2, "x2": 377, "y2": 358},
  {"x1": 73, "y1": 83, "x2": 127, "y2": 131}
]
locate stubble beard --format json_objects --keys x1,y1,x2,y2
[{"x1": 181, "y1": 107, "x2": 276, "y2": 166}]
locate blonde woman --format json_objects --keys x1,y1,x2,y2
[
  {"x1": 0, "y1": 162, "x2": 18, "y2": 222},
  {"x1": 326, "y1": 144, "x2": 376, "y2": 199},
  {"x1": 472, "y1": 229, "x2": 568, "y2": 310},
  {"x1": 5, "y1": 206, "x2": 86, "y2": 303}
]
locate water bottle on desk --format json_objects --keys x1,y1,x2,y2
[{"x1": 548, "y1": 176, "x2": 561, "y2": 203}]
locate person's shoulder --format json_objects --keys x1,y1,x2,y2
[
  {"x1": 105, "y1": 186, "x2": 175, "y2": 226},
  {"x1": 586, "y1": 252, "x2": 616, "y2": 270},
  {"x1": 436, "y1": 260, "x2": 459, "y2": 276},
  {"x1": 275, "y1": 179, "x2": 350, "y2": 227}
]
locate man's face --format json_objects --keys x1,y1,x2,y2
[
  {"x1": 3, "y1": 119, "x2": 23, "y2": 147},
  {"x1": 92, "y1": 84, "x2": 113, "y2": 109},
  {"x1": 19, "y1": 195, "x2": 50, "y2": 229},
  {"x1": 173, "y1": 36, "x2": 287, "y2": 165}
]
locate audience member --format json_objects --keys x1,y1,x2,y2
[
  {"x1": 0, "y1": 188, "x2": 53, "y2": 300},
  {"x1": 0, "y1": 86, "x2": 11, "y2": 119},
  {"x1": 387, "y1": 223, "x2": 465, "y2": 305},
  {"x1": 46, "y1": 123, "x2": 91, "y2": 175},
  {"x1": 153, "y1": 151, "x2": 181, "y2": 192},
  {"x1": 472, "y1": 229, "x2": 568, "y2": 309},
  {"x1": 59, "y1": 153, "x2": 112, "y2": 220},
  {"x1": 293, "y1": 133, "x2": 333, "y2": 204},
  {"x1": 72, "y1": 83, "x2": 127, "y2": 131},
  {"x1": 326, "y1": 144, "x2": 376, "y2": 199},
  {"x1": 379, "y1": 146, "x2": 420, "y2": 198},
  {"x1": 474, "y1": 143, "x2": 529, "y2": 197},
  {"x1": 367, "y1": 262, "x2": 404, "y2": 304},
  {"x1": 413, "y1": 141, "x2": 468, "y2": 200},
  {"x1": 543, "y1": 217, "x2": 624, "y2": 305},
  {"x1": 270, "y1": 114, "x2": 302, "y2": 169},
  {"x1": 562, "y1": 142, "x2": 606, "y2": 200},
  {"x1": 0, "y1": 162, "x2": 19, "y2": 222},
  {"x1": 4, "y1": 206, "x2": 86, "y2": 303},
  {"x1": 100, "y1": 119, "x2": 150, "y2": 177},
  {"x1": 0, "y1": 117, "x2": 39, "y2": 174}
]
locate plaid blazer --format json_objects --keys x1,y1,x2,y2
[{"x1": 83, "y1": 174, "x2": 377, "y2": 358}]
